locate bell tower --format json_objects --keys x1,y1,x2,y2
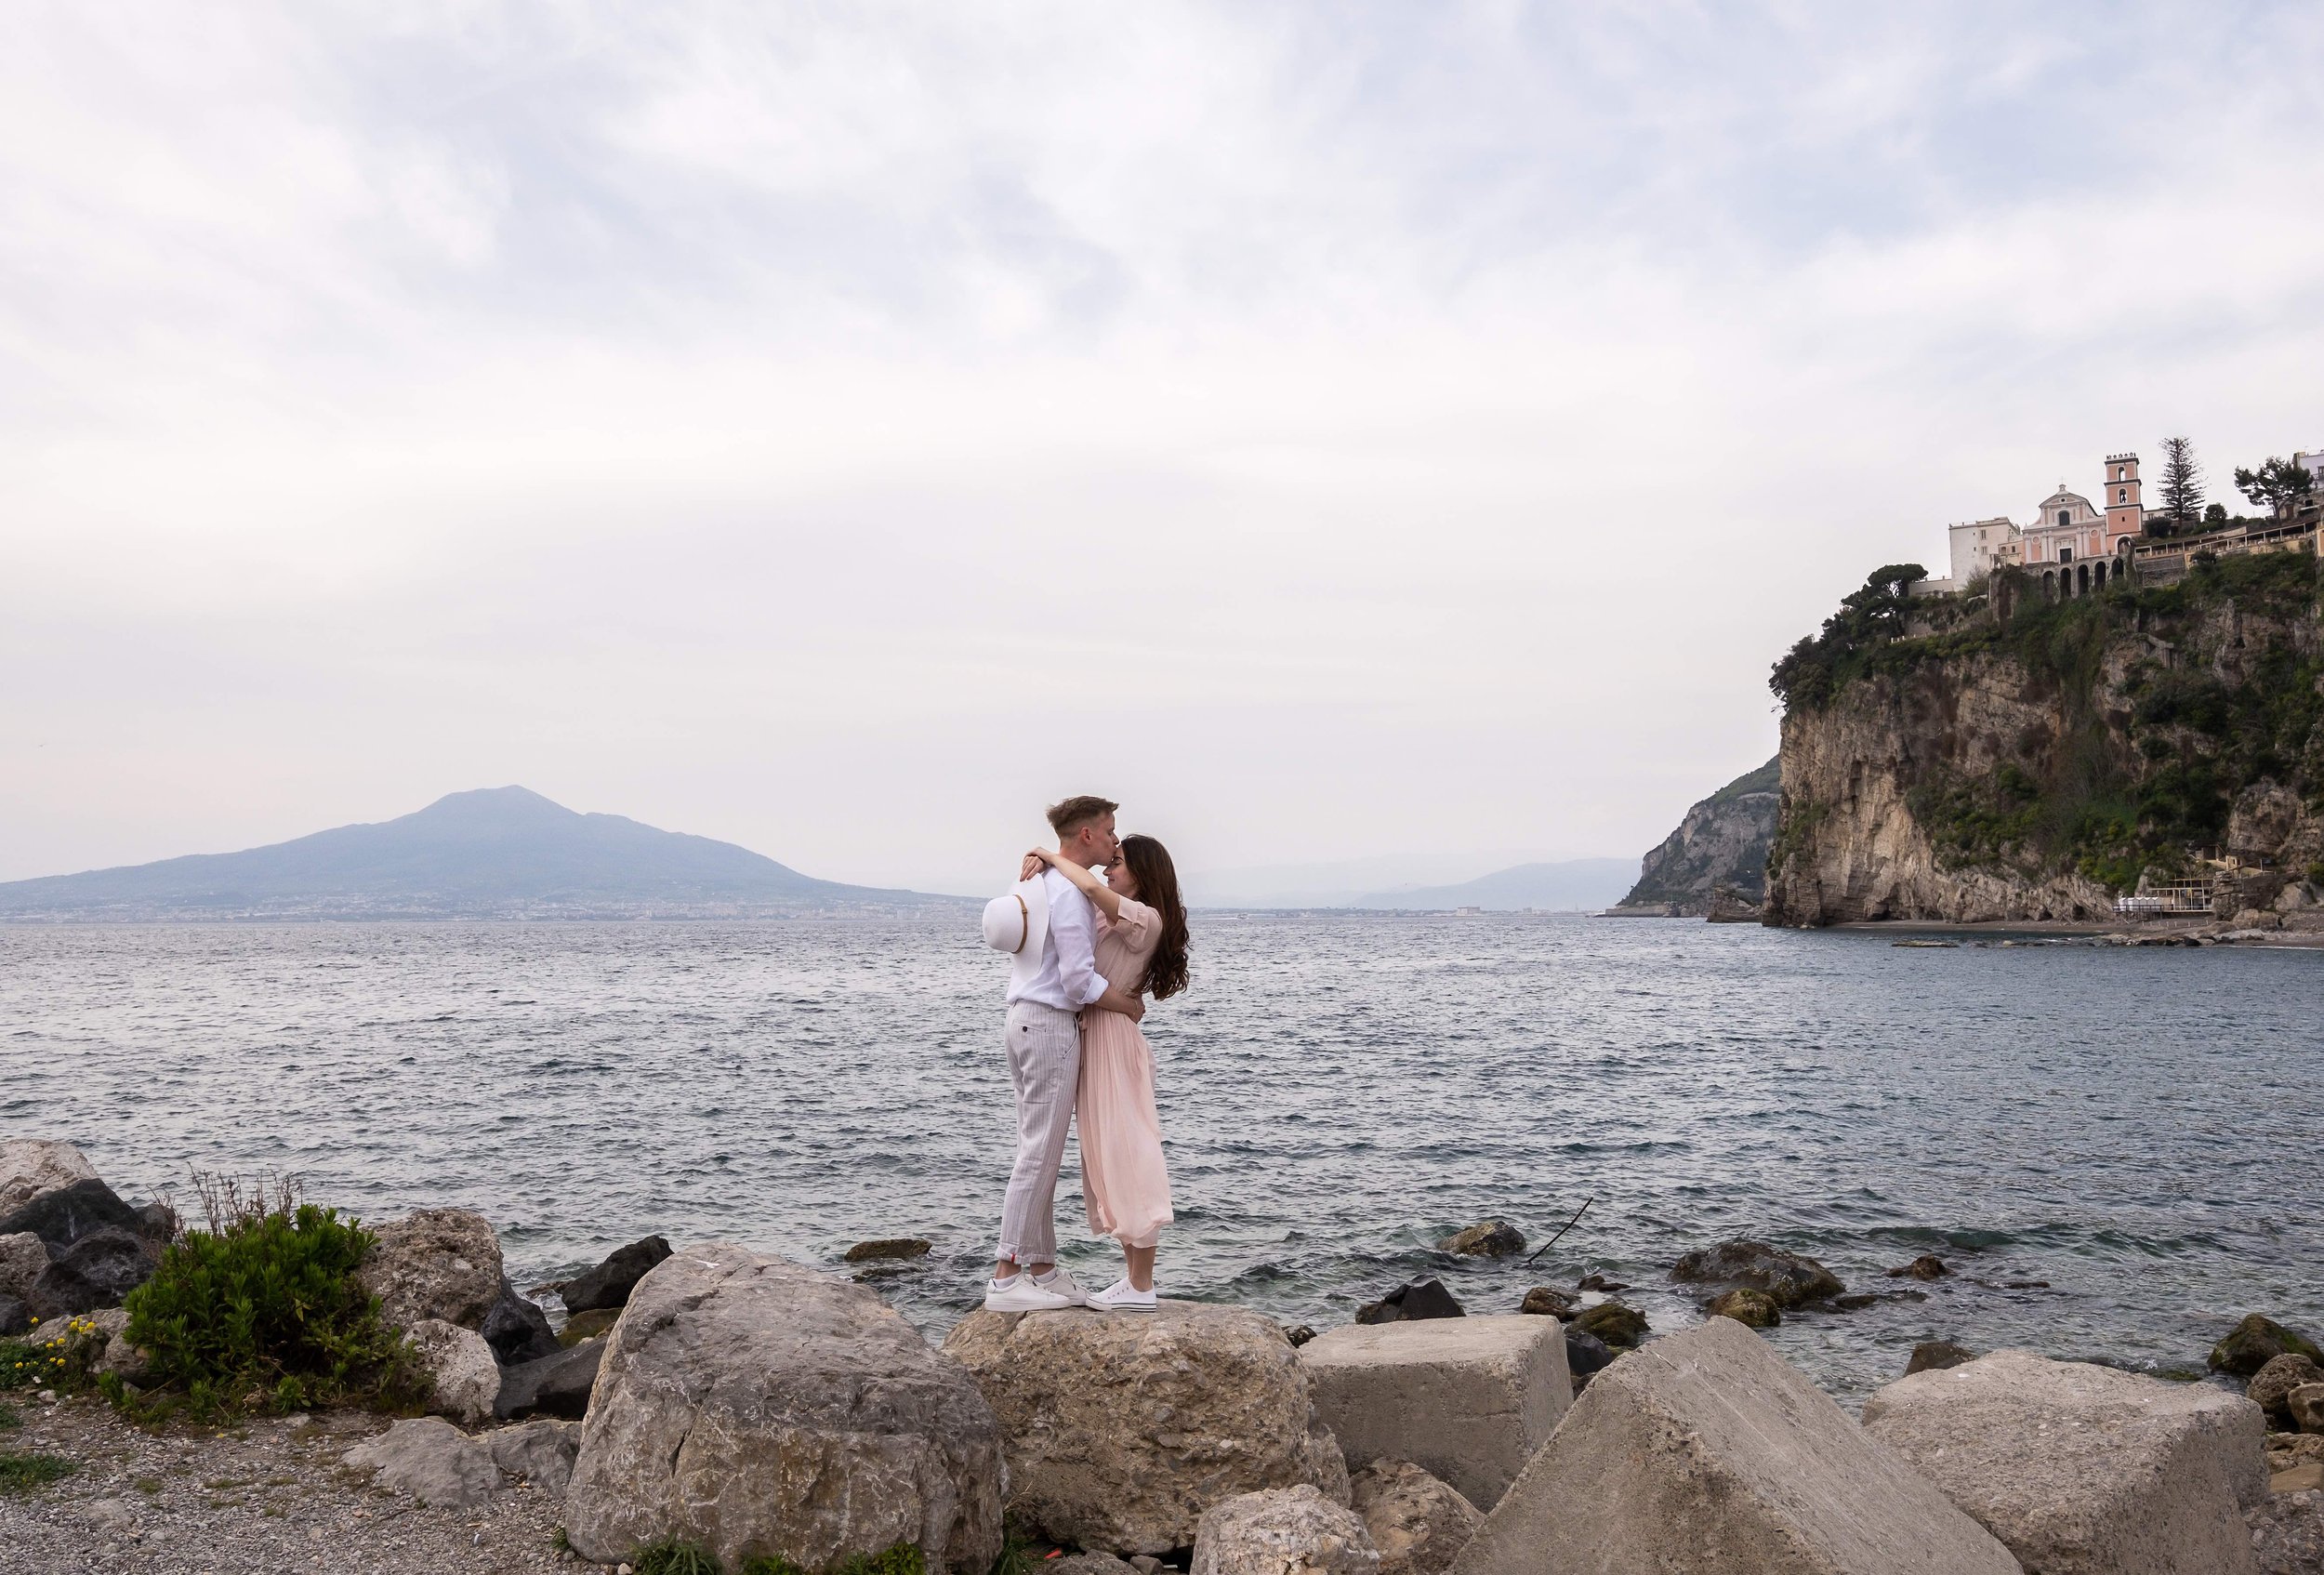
[{"x1": 2103, "y1": 452, "x2": 2142, "y2": 546}]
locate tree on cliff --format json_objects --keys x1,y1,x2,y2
[
  {"x1": 1768, "y1": 563, "x2": 1926, "y2": 711},
  {"x1": 2156, "y1": 436, "x2": 2203, "y2": 534},
  {"x1": 2233, "y1": 456, "x2": 2315, "y2": 517}
]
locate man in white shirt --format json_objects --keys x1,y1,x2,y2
[{"x1": 985, "y1": 794, "x2": 1121, "y2": 1312}]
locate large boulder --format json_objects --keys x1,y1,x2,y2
[
  {"x1": 0, "y1": 1141, "x2": 99, "y2": 1216},
  {"x1": 2213, "y1": 1315, "x2": 2324, "y2": 1379},
  {"x1": 406, "y1": 1317, "x2": 500, "y2": 1426},
  {"x1": 2251, "y1": 1355, "x2": 2324, "y2": 1427},
  {"x1": 480, "y1": 1279, "x2": 561, "y2": 1366},
  {"x1": 1451, "y1": 1317, "x2": 2019, "y2": 1575},
  {"x1": 565, "y1": 1243, "x2": 1001, "y2": 1574},
  {"x1": 1349, "y1": 1461, "x2": 1479, "y2": 1575},
  {"x1": 560, "y1": 1235, "x2": 672, "y2": 1314},
  {"x1": 359, "y1": 1209, "x2": 503, "y2": 1331},
  {"x1": 26, "y1": 1225, "x2": 158, "y2": 1318},
  {"x1": 1301, "y1": 1317, "x2": 1568, "y2": 1511},
  {"x1": 1670, "y1": 1238, "x2": 1844, "y2": 1307},
  {"x1": 495, "y1": 1339, "x2": 606, "y2": 1421},
  {"x1": 944, "y1": 1299, "x2": 1349, "y2": 1555},
  {"x1": 342, "y1": 1417, "x2": 502, "y2": 1509},
  {"x1": 1195, "y1": 1485, "x2": 1380, "y2": 1575},
  {"x1": 1862, "y1": 1349, "x2": 2267, "y2": 1575},
  {"x1": 0, "y1": 1177, "x2": 154, "y2": 1254}
]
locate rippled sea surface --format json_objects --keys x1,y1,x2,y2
[{"x1": 7, "y1": 917, "x2": 2319, "y2": 1401}]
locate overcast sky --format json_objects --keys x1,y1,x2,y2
[{"x1": 6, "y1": 2, "x2": 2321, "y2": 894}]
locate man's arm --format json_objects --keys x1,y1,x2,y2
[{"x1": 1047, "y1": 880, "x2": 1108, "y2": 1009}]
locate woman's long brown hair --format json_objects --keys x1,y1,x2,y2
[{"x1": 1121, "y1": 834, "x2": 1190, "y2": 999}]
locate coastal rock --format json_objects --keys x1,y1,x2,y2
[
  {"x1": 1452, "y1": 1317, "x2": 2018, "y2": 1575},
  {"x1": 1286, "y1": 1325, "x2": 1318, "y2": 1348},
  {"x1": 0, "y1": 1140, "x2": 100, "y2": 1216},
  {"x1": 1563, "y1": 1329, "x2": 1612, "y2": 1380},
  {"x1": 1569, "y1": 1301, "x2": 1645, "y2": 1350},
  {"x1": 566, "y1": 1242, "x2": 1001, "y2": 1574},
  {"x1": 0, "y1": 1232, "x2": 50, "y2": 1300},
  {"x1": 480, "y1": 1279, "x2": 561, "y2": 1366},
  {"x1": 1349, "y1": 1461, "x2": 1480, "y2": 1575},
  {"x1": 1052, "y1": 1556, "x2": 1139, "y2": 1575},
  {"x1": 559, "y1": 1307, "x2": 620, "y2": 1345},
  {"x1": 842, "y1": 1238, "x2": 933, "y2": 1264},
  {"x1": 1906, "y1": 1340, "x2": 1976, "y2": 1376},
  {"x1": 342, "y1": 1416, "x2": 502, "y2": 1509},
  {"x1": 2249, "y1": 1489, "x2": 2324, "y2": 1575},
  {"x1": 1670, "y1": 1238, "x2": 1844, "y2": 1307},
  {"x1": 0, "y1": 1177, "x2": 155, "y2": 1254},
  {"x1": 2291, "y1": 1384, "x2": 2324, "y2": 1435},
  {"x1": 1862, "y1": 1349, "x2": 2267, "y2": 1575},
  {"x1": 486, "y1": 1419, "x2": 582, "y2": 1495},
  {"x1": 1706, "y1": 1287, "x2": 1782, "y2": 1329},
  {"x1": 2251, "y1": 1356, "x2": 2324, "y2": 1426},
  {"x1": 944, "y1": 1298, "x2": 1346, "y2": 1555},
  {"x1": 560, "y1": 1235, "x2": 672, "y2": 1314},
  {"x1": 1436, "y1": 1222, "x2": 1525, "y2": 1259},
  {"x1": 1194, "y1": 1486, "x2": 1380, "y2": 1575},
  {"x1": 2267, "y1": 1433, "x2": 2324, "y2": 1474},
  {"x1": 0, "y1": 1296, "x2": 27, "y2": 1337},
  {"x1": 359, "y1": 1209, "x2": 504, "y2": 1332},
  {"x1": 1301, "y1": 1316, "x2": 1569, "y2": 1512},
  {"x1": 2215, "y1": 1315, "x2": 2324, "y2": 1379},
  {"x1": 1357, "y1": 1280, "x2": 1464, "y2": 1325},
  {"x1": 406, "y1": 1317, "x2": 499, "y2": 1426},
  {"x1": 494, "y1": 1339, "x2": 605, "y2": 1421},
  {"x1": 28, "y1": 1225, "x2": 157, "y2": 1317},
  {"x1": 1516, "y1": 1288, "x2": 1574, "y2": 1319},
  {"x1": 75, "y1": 1307, "x2": 152, "y2": 1385},
  {"x1": 1888, "y1": 1254, "x2": 1949, "y2": 1280}
]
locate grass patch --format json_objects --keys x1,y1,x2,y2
[
  {"x1": 746, "y1": 1546, "x2": 927, "y2": 1575},
  {"x1": 0, "y1": 1452, "x2": 77, "y2": 1492},
  {"x1": 0, "y1": 1333, "x2": 76, "y2": 1391},
  {"x1": 635, "y1": 1542, "x2": 724, "y2": 1575}
]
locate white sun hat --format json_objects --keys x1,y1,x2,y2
[{"x1": 981, "y1": 876, "x2": 1050, "y2": 983}]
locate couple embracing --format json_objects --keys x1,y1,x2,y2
[{"x1": 977, "y1": 795, "x2": 1189, "y2": 1314}]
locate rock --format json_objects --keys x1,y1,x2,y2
[
  {"x1": 2249, "y1": 1489, "x2": 2324, "y2": 1575},
  {"x1": 0, "y1": 1296, "x2": 26, "y2": 1337},
  {"x1": 0, "y1": 1140, "x2": 99, "y2": 1216},
  {"x1": 1349, "y1": 1461, "x2": 1480, "y2": 1575},
  {"x1": 1052, "y1": 1556, "x2": 1140, "y2": 1575},
  {"x1": 0, "y1": 1232, "x2": 49, "y2": 1300},
  {"x1": 2215, "y1": 1315, "x2": 2324, "y2": 1378},
  {"x1": 2268, "y1": 1433, "x2": 2324, "y2": 1473},
  {"x1": 342, "y1": 1416, "x2": 502, "y2": 1509},
  {"x1": 558, "y1": 1307, "x2": 620, "y2": 1345},
  {"x1": 1705, "y1": 1287, "x2": 1781, "y2": 1329},
  {"x1": 1887, "y1": 1254, "x2": 1949, "y2": 1280},
  {"x1": 2291, "y1": 1384, "x2": 2324, "y2": 1435},
  {"x1": 1906, "y1": 1340, "x2": 1976, "y2": 1376},
  {"x1": 359, "y1": 1209, "x2": 504, "y2": 1332},
  {"x1": 83, "y1": 1496, "x2": 134, "y2": 1531},
  {"x1": 1130, "y1": 1558, "x2": 1164, "y2": 1575},
  {"x1": 1436, "y1": 1222, "x2": 1525, "y2": 1259},
  {"x1": 842, "y1": 1238, "x2": 933, "y2": 1263},
  {"x1": 2251, "y1": 1355, "x2": 2324, "y2": 1426},
  {"x1": 0, "y1": 1177, "x2": 154, "y2": 1254},
  {"x1": 1670, "y1": 1238, "x2": 1844, "y2": 1307},
  {"x1": 1569, "y1": 1301, "x2": 1645, "y2": 1350},
  {"x1": 2277, "y1": 1464, "x2": 2324, "y2": 1494},
  {"x1": 1862, "y1": 1349, "x2": 2267, "y2": 1575},
  {"x1": 1563, "y1": 1328, "x2": 1612, "y2": 1379},
  {"x1": 560, "y1": 1235, "x2": 673, "y2": 1314},
  {"x1": 27, "y1": 1225, "x2": 158, "y2": 1318},
  {"x1": 1454, "y1": 1317, "x2": 2016, "y2": 1575},
  {"x1": 1302, "y1": 1316, "x2": 1567, "y2": 1513},
  {"x1": 1285, "y1": 1325, "x2": 1318, "y2": 1348},
  {"x1": 494, "y1": 1338, "x2": 605, "y2": 1422},
  {"x1": 480, "y1": 1279, "x2": 561, "y2": 1366},
  {"x1": 406, "y1": 1317, "x2": 499, "y2": 1426},
  {"x1": 485, "y1": 1419, "x2": 582, "y2": 1495},
  {"x1": 944, "y1": 1297, "x2": 1346, "y2": 1555},
  {"x1": 566, "y1": 1242, "x2": 1001, "y2": 1574},
  {"x1": 1575, "y1": 1274, "x2": 1625, "y2": 1292},
  {"x1": 1194, "y1": 1485, "x2": 1380, "y2": 1575},
  {"x1": 1357, "y1": 1279, "x2": 1463, "y2": 1324},
  {"x1": 57, "y1": 1307, "x2": 152, "y2": 1385},
  {"x1": 1516, "y1": 1288, "x2": 1574, "y2": 1319}
]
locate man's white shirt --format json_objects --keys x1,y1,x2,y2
[{"x1": 1007, "y1": 867, "x2": 1106, "y2": 1012}]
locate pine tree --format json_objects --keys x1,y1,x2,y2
[{"x1": 2157, "y1": 436, "x2": 2203, "y2": 534}]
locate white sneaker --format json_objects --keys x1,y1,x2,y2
[
  {"x1": 1034, "y1": 1266, "x2": 1090, "y2": 1307},
  {"x1": 1087, "y1": 1277, "x2": 1158, "y2": 1312},
  {"x1": 984, "y1": 1274, "x2": 1077, "y2": 1313}
]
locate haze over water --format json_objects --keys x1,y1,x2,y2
[{"x1": 9, "y1": 916, "x2": 2318, "y2": 1402}]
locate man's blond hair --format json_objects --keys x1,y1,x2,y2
[{"x1": 1046, "y1": 795, "x2": 1119, "y2": 837}]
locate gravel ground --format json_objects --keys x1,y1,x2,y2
[{"x1": 0, "y1": 1394, "x2": 580, "y2": 1574}]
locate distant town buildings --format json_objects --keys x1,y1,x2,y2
[{"x1": 1913, "y1": 447, "x2": 2320, "y2": 603}]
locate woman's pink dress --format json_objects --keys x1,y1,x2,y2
[{"x1": 1079, "y1": 898, "x2": 1174, "y2": 1249}]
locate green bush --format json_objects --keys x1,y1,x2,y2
[{"x1": 117, "y1": 1202, "x2": 422, "y2": 1420}]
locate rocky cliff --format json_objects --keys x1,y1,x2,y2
[
  {"x1": 1763, "y1": 551, "x2": 2324, "y2": 926},
  {"x1": 1619, "y1": 757, "x2": 1779, "y2": 915}
]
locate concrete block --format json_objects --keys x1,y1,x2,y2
[
  {"x1": 1301, "y1": 1315, "x2": 1569, "y2": 1511},
  {"x1": 1863, "y1": 1349, "x2": 2267, "y2": 1575},
  {"x1": 1451, "y1": 1317, "x2": 2018, "y2": 1575}
]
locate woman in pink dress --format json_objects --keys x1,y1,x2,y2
[{"x1": 1027, "y1": 834, "x2": 1189, "y2": 1311}]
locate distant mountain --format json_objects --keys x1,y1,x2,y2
[
  {"x1": 0, "y1": 787, "x2": 964, "y2": 920},
  {"x1": 1351, "y1": 857, "x2": 1639, "y2": 912},
  {"x1": 1617, "y1": 756, "x2": 1781, "y2": 915}
]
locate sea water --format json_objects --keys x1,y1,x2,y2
[{"x1": 7, "y1": 915, "x2": 2318, "y2": 1401}]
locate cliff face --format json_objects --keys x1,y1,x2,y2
[
  {"x1": 1622, "y1": 757, "x2": 1779, "y2": 914},
  {"x1": 1763, "y1": 553, "x2": 2324, "y2": 926}
]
